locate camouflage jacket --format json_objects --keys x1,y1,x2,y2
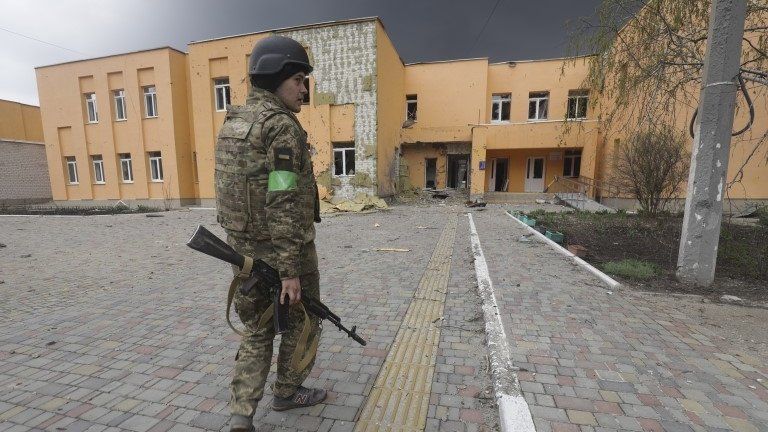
[{"x1": 215, "y1": 87, "x2": 320, "y2": 279}]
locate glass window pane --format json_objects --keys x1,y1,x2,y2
[
  {"x1": 491, "y1": 103, "x2": 499, "y2": 120},
  {"x1": 334, "y1": 151, "x2": 343, "y2": 175},
  {"x1": 539, "y1": 99, "x2": 548, "y2": 119},
  {"x1": 528, "y1": 101, "x2": 536, "y2": 119},
  {"x1": 573, "y1": 156, "x2": 581, "y2": 177},
  {"x1": 577, "y1": 98, "x2": 588, "y2": 118},
  {"x1": 501, "y1": 101, "x2": 510, "y2": 120},
  {"x1": 563, "y1": 156, "x2": 572, "y2": 177},
  {"x1": 345, "y1": 149, "x2": 355, "y2": 175},
  {"x1": 533, "y1": 159, "x2": 544, "y2": 178}
]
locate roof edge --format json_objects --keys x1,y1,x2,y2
[
  {"x1": 35, "y1": 46, "x2": 187, "y2": 70},
  {"x1": 0, "y1": 98, "x2": 39, "y2": 108},
  {"x1": 490, "y1": 53, "x2": 596, "y2": 65},
  {"x1": 405, "y1": 57, "x2": 489, "y2": 66},
  {"x1": 189, "y1": 16, "x2": 381, "y2": 45}
]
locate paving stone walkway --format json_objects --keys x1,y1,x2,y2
[
  {"x1": 472, "y1": 208, "x2": 768, "y2": 432},
  {"x1": 1, "y1": 205, "x2": 766, "y2": 432},
  {"x1": 0, "y1": 206, "x2": 497, "y2": 432}
]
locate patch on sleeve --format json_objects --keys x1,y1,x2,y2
[{"x1": 273, "y1": 147, "x2": 294, "y2": 171}]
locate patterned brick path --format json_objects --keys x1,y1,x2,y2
[
  {"x1": 2, "y1": 205, "x2": 766, "y2": 432},
  {"x1": 0, "y1": 207, "x2": 497, "y2": 432},
  {"x1": 472, "y1": 208, "x2": 768, "y2": 432}
]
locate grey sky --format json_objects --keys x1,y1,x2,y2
[{"x1": 0, "y1": 0, "x2": 603, "y2": 106}]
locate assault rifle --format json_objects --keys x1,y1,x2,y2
[{"x1": 187, "y1": 225, "x2": 366, "y2": 346}]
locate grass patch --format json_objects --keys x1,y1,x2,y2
[
  {"x1": 0, "y1": 204, "x2": 164, "y2": 215},
  {"x1": 601, "y1": 259, "x2": 661, "y2": 280}
]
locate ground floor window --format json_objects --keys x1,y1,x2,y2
[
  {"x1": 333, "y1": 143, "x2": 355, "y2": 176},
  {"x1": 425, "y1": 158, "x2": 437, "y2": 188},
  {"x1": 563, "y1": 150, "x2": 582, "y2": 178},
  {"x1": 92, "y1": 155, "x2": 105, "y2": 184},
  {"x1": 65, "y1": 156, "x2": 78, "y2": 184},
  {"x1": 120, "y1": 153, "x2": 133, "y2": 182},
  {"x1": 149, "y1": 151, "x2": 163, "y2": 181}
]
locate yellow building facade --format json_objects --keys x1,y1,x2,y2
[
  {"x1": 0, "y1": 99, "x2": 44, "y2": 142},
  {"x1": 35, "y1": 17, "x2": 768, "y2": 207}
]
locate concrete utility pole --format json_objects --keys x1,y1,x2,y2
[{"x1": 677, "y1": 0, "x2": 748, "y2": 286}]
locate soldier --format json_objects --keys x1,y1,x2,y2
[{"x1": 214, "y1": 35, "x2": 325, "y2": 432}]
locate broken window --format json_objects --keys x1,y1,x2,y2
[
  {"x1": 491, "y1": 94, "x2": 511, "y2": 122},
  {"x1": 120, "y1": 153, "x2": 133, "y2": 182},
  {"x1": 114, "y1": 90, "x2": 126, "y2": 121},
  {"x1": 92, "y1": 155, "x2": 105, "y2": 184},
  {"x1": 302, "y1": 77, "x2": 310, "y2": 104},
  {"x1": 567, "y1": 90, "x2": 588, "y2": 120},
  {"x1": 563, "y1": 149, "x2": 582, "y2": 178},
  {"x1": 84, "y1": 93, "x2": 98, "y2": 123},
  {"x1": 148, "y1": 151, "x2": 163, "y2": 181},
  {"x1": 406, "y1": 94, "x2": 417, "y2": 121},
  {"x1": 528, "y1": 91, "x2": 549, "y2": 120},
  {"x1": 65, "y1": 156, "x2": 78, "y2": 184},
  {"x1": 333, "y1": 143, "x2": 355, "y2": 176}
]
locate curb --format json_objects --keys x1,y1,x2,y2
[
  {"x1": 467, "y1": 213, "x2": 536, "y2": 432},
  {"x1": 505, "y1": 211, "x2": 621, "y2": 289}
]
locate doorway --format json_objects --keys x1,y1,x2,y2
[
  {"x1": 525, "y1": 156, "x2": 545, "y2": 192},
  {"x1": 425, "y1": 158, "x2": 437, "y2": 189},
  {"x1": 490, "y1": 158, "x2": 509, "y2": 192},
  {"x1": 447, "y1": 154, "x2": 470, "y2": 189}
]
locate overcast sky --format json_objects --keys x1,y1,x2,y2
[{"x1": 0, "y1": 0, "x2": 603, "y2": 106}]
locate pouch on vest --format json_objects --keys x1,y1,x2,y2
[{"x1": 215, "y1": 118, "x2": 254, "y2": 233}]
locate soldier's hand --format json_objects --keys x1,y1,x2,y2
[{"x1": 280, "y1": 277, "x2": 301, "y2": 306}]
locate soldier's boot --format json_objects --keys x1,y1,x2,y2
[
  {"x1": 271, "y1": 386, "x2": 327, "y2": 411},
  {"x1": 229, "y1": 414, "x2": 255, "y2": 432}
]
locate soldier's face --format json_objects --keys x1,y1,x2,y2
[{"x1": 275, "y1": 72, "x2": 308, "y2": 113}]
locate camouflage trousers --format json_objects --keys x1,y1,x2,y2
[{"x1": 229, "y1": 270, "x2": 322, "y2": 417}]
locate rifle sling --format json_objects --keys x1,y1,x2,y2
[{"x1": 226, "y1": 260, "x2": 318, "y2": 371}]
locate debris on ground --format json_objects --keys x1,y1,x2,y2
[
  {"x1": 720, "y1": 294, "x2": 745, "y2": 304},
  {"x1": 320, "y1": 193, "x2": 388, "y2": 214},
  {"x1": 0, "y1": 243, "x2": 6, "y2": 248},
  {"x1": 374, "y1": 248, "x2": 410, "y2": 252},
  {"x1": 432, "y1": 192, "x2": 449, "y2": 199},
  {"x1": 567, "y1": 244, "x2": 587, "y2": 257},
  {"x1": 395, "y1": 188, "x2": 470, "y2": 206},
  {"x1": 466, "y1": 200, "x2": 487, "y2": 208}
]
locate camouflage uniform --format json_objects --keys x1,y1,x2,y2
[{"x1": 215, "y1": 86, "x2": 322, "y2": 418}]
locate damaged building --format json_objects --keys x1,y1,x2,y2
[{"x1": 33, "y1": 17, "x2": 768, "y2": 208}]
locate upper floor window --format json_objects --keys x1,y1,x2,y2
[
  {"x1": 563, "y1": 149, "x2": 582, "y2": 178},
  {"x1": 143, "y1": 86, "x2": 158, "y2": 118},
  {"x1": 214, "y1": 78, "x2": 231, "y2": 112},
  {"x1": 491, "y1": 94, "x2": 511, "y2": 123},
  {"x1": 567, "y1": 90, "x2": 589, "y2": 120},
  {"x1": 406, "y1": 94, "x2": 418, "y2": 121},
  {"x1": 85, "y1": 93, "x2": 98, "y2": 123},
  {"x1": 302, "y1": 77, "x2": 310, "y2": 104},
  {"x1": 333, "y1": 143, "x2": 355, "y2": 176},
  {"x1": 65, "y1": 156, "x2": 78, "y2": 184},
  {"x1": 528, "y1": 91, "x2": 549, "y2": 121},
  {"x1": 120, "y1": 153, "x2": 133, "y2": 183},
  {"x1": 91, "y1": 155, "x2": 105, "y2": 184},
  {"x1": 114, "y1": 90, "x2": 127, "y2": 121},
  {"x1": 148, "y1": 151, "x2": 163, "y2": 182}
]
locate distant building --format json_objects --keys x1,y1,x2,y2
[
  {"x1": 0, "y1": 99, "x2": 51, "y2": 205},
  {"x1": 34, "y1": 17, "x2": 767, "y2": 208}
]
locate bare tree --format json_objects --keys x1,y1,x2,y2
[
  {"x1": 613, "y1": 126, "x2": 690, "y2": 214},
  {"x1": 567, "y1": 0, "x2": 768, "y2": 186}
]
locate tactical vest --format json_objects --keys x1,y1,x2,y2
[{"x1": 215, "y1": 93, "x2": 320, "y2": 275}]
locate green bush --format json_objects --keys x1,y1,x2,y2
[{"x1": 601, "y1": 259, "x2": 660, "y2": 280}]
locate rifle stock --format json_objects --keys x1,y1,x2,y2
[{"x1": 186, "y1": 225, "x2": 366, "y2": 346}]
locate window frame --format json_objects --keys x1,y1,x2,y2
[
  {"x1": 213, "y1": 77, "x2": 231, "y2": 112},
  {"x1": 92, "y1": 155, "x2": 105, "y2": 184},
  {"x1": 148, "y1": 151, "x2": 164, "y2": 182},
  {"x1": 85, "y1": 93, "x2": 98, "y2": 123},
  {"x1": 563, "y1": 150, "x2": 582, "y2": 178},
  {"x1": 332, "y1": 144, "x2": 355, "y2": 177},
  {"x1": 406, "y1": 94, "x2": 418, "y2": 121},
  {"x1": 528, "y1": 91, "x2": 549, "y2": 121},
  {"x1": 143, "y1": 86, "x2": 158, "y2": 118},
  {"x1": 120, "y1": 153, "x2": 134, "y2": 183},
  {"x1": 567, "y1": 90, "x2": 589, "y2": 120},
  {"x1": 65, "y1": 156, "x2": 79, "y2": 184},
  {"x1": 491, "y1": 93, "x2": 511, "y2": 123},
  {"x1": 113, "y1": 89, "x2": 127, "y2": 121}
]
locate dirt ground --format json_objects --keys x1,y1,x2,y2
[{"x1": 530, "y1": 211, "x2": 768, "y2": 303}]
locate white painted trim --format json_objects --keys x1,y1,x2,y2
[
  {"x1": 505, "y1": 211, "x2": 621, "y2": 289},
  {"x1": 467, "y1": 214, "x2": 536, "y2": 432}
]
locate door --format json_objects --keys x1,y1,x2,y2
[
  {"x1": 425, "y1": 158, "x2": 437, "y2": 189},
  {"x1": 492, "y1": 158, "x2": 509, "y2": 192},
  {"x1": 525, "y1": 157, "x2": 545, "y2": 192}
]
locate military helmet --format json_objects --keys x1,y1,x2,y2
[{"x1": 248, "y1": 35, "x2": 313, "y2": 77}]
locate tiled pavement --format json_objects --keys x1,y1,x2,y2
[
  {"x1": 1, "y1": 205, "x2": 766, "y2": 432},
  {"x1": 0, "y1": 207, "x2": 498, "y2": 431},
  {"x1": 472, "y1": 208, "x2": 768, "y2": 432}
]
